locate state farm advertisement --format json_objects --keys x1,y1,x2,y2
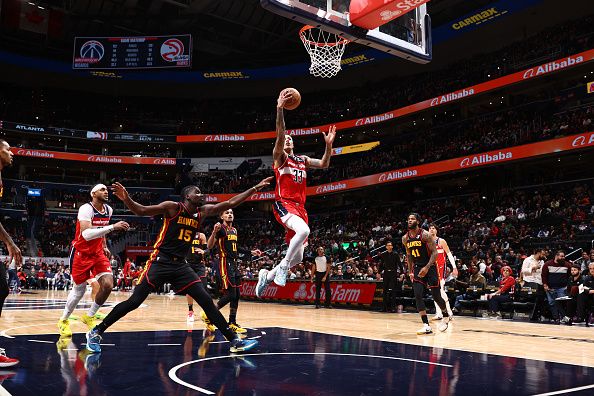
[
  {"x1": 240, "y1": 280, "x2": 377, "y2": 305},
  {"x1": 177, "y1": 49, "x2": 594, "y2": 143},
  {"x1": 202, "y1": 131, "x2": 594, "y2": 202},
  {"x1": 11, "y1": 148, "x2": 178, "y2": 166}
]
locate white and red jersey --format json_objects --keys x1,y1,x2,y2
[
  {"x1": 274, "y1": 154, "x2": 307, "y2": 205},
  {"x1": 435, "y1": 237, "x2": 447, "y2": 279},
  {"x1": 72, "y1": 202, "x2": 113, "y2": 255}
]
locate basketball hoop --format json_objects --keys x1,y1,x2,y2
[{"x1": 299, "y1": 25, "x2": 349, "y2": 78}]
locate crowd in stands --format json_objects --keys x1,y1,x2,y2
[
  {"x1": 187, "y1": 97, "x2": 593, "y2": 193},
  {"x1": 0, "y1": 15, "x2": 591, "y2": 136}
]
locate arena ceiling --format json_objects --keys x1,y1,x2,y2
[
  {"x1": 0, "y1": 0, "x2": 590, "y2": 96},
  {"x1": 0, "y1": 0, "x2": 536, "y2": 68}
]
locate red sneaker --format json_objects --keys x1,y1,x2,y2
[{"x1": 0, "y1": 349, "x2": 19, "y2": 367}]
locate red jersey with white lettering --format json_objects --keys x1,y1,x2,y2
[
  {"x1": 72, "y1": 203, "x2": 113, "y2": 255},
  {"x1": 274, "y1": 154, "x2": 307, "y2": 205},
  {"x1": 436, "y1": 237, "x2": 446, "y2": 279}
]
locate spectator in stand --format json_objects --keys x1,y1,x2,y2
[
  {"x1": 542, "y1": 250, "x2": 572, "y2": 323},
  {"x1": 575, "y1": 251, "x2": 590, "y2": 275},
  {"x1": 36, "y1": 268, "x2": 47, "y2": 290},
  {"x1": 452, "y1": 264, "x2": 487, "y2": 314},
  {"x1": 522, "y1": 248, "x2": 547, "y2": 322},
  {"x1": 343, "y1": 265, "x2": 354, "y2": 280},
  {"x1": 576, "y1": 263, "x2": 594, "y2": 324},
  {"x1": 27, "y1": 269, "x2": 38, "y2": 289},
  {"x1": 565, "y1": 264, "x2": 583, "y2": 325},
  {"x1": 485, "y1": 266, "x2": 516, "y2": 319}
]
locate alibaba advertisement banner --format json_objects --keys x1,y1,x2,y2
[
  {"x1": 240, "y1": 280, "x2": 377, "y2": 305},
  {"x1": 201, "y1": 131, "x2": 594, "y2": 202},
  {"x1": 177, "y1": 48, "x2": 594, "y2": 143},
  {"x1": 11, "y1": 148, "x2": 178, "y2": 166}
]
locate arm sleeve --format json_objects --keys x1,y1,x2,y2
[
  {"x1": 447, "y1": 252, "x2": 456, "y2": 266},
  {"x1": 82, "y1": 225, "x2": 114, "y2": 241}
]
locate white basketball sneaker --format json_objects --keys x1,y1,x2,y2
[
  {"x1": 255, "y1": 269, "x2": 271, "y2": 298},
  {"x1": 417, "y1": 324, "x2": 432, "y2": 335},
  {"x1": 438, "y1": 317, "x2": 451, "y2": 332},
  {"x1": 273, "y1": 264, "x2": 289, "y2": 287}
]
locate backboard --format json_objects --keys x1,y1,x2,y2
[{"x1": 261, "y1": 0, "x2": 432, "y2": 63}]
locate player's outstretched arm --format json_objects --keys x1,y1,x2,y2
[
  {"x1": 273, "y1": 91, "x2": 292, "y2": 165},
  {"x1": 200, "y1": 176, "x2": 274, "y2": 218},
  {"x1": 112, "y1": 182, "x2": 178, "y2": 217},
  {"x1": 304, "y1": 125, "x2": 336, "y2": 169}
]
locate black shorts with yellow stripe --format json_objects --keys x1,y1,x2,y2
[
  {"x1": 138, "y1": 252, "x2": 200, "y2": 293},
  {"x1": 218, "y1": 257, "x2": 241, "y2": 289},
  {"x1": 413, "y1": 263, "x2": 440, "y2": 289}
]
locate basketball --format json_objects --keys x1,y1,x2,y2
[{"x1": 281, "y1": 87, "x2": 301, "y2": 110}]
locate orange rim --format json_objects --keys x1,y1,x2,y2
[{"x1": 299, "y1": 25, "x2": 350, "y2": 47}]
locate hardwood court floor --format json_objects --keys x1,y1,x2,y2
[{"x1": 2, "y1": 289, "x2": 593, "y2": 369}]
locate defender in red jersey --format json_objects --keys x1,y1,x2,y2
[
  {"x1": 428, "y1": 224, "x2": 458, "y2": 320},
  {"x1": 256, "y1": 90, "x2": 337, "y2": 297},
  {"x1": 58, "y1": 184, "x2": 130, "y2": 337},
  {"x1": 86, "y1": 177, "x2": 272, "y2": 354}
]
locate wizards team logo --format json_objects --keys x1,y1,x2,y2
[{"x1": 79, "y1": 40, "x2": 105, "y2": 63}]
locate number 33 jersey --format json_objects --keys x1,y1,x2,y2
[{"x1": 274, "y1": 154, "x2": 307, "y2": 205}]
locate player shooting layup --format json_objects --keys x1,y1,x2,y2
[{"x1": 256, "y1": 90, "x2": 336, "y2": 297}]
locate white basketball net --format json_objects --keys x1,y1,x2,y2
[{"x1": 299, "y1": 26, "x2": 349, "y2": 78}]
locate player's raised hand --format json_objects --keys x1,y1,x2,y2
[
  {"x1": 212, "y1": 222, "x2": 222, "y2": 233},
  {"x1": 323, "y1": 125, "x2": 336, "y2": 146},
  {"x1": 113, "y1": 221, "x2": 130, "y2": 232},
  {"x1": 255, "y1": 176, "x2": 274, "y2": 191},
  {"x1": 277, "y1": 90, "x2": 293, "y2": 108},
  {"x1": 111, "y1": 182, "x2": 129, "y2": 201}
]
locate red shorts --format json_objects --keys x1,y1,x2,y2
[
  {"x1": 272, "y1": 200, "x2": 309, "y2": 244},
  {"x1": 70, "y1": 248, "x2": 112, "y2": 285}
]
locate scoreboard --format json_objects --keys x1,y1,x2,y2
[{"x1": 73, "y1": 35, "x2": 192, "y2": 70}]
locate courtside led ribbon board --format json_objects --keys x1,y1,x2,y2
[
  {"x1": 177, "y1": 48, "x2": 594, "y2": 143},
  {"x1": 11, "y1": 148, "x2": 177, "y2": 165},
  {"x1": 201, "y1": 131, "x2": 594, "y2": 202}
]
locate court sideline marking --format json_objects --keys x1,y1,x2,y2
[{"x1": 532, "y1": 384, "x2": 594, "y2": 396}]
